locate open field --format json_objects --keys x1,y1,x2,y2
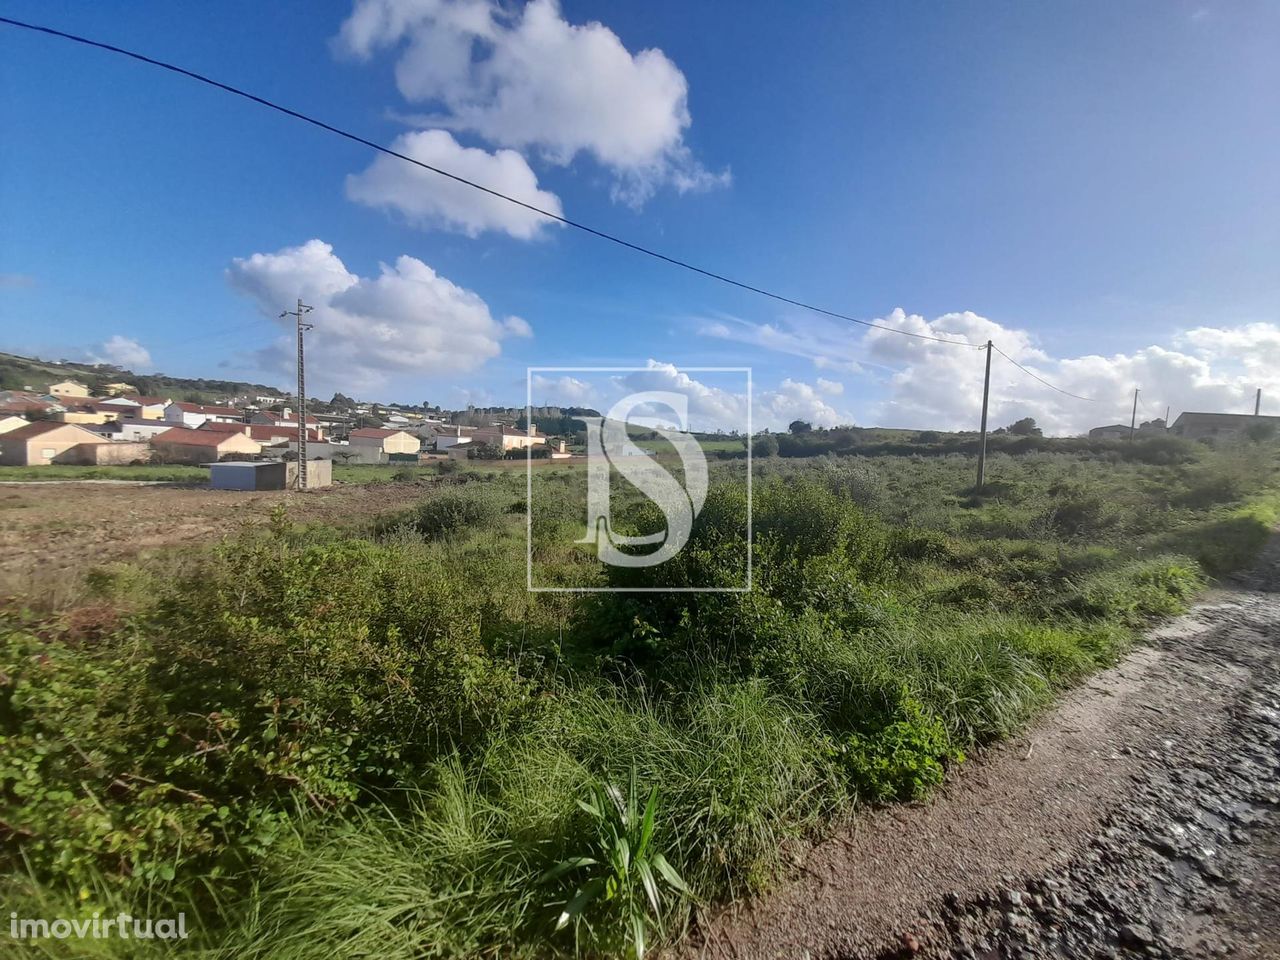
[{"x1": 1, "y1": 439, "x2": 1277, "y2": 958}]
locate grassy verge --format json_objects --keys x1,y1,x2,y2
[
  {"x1": 0, "y1": 464, "x2": 207, "y2": 482},
  {"x1": 1, "y1": 443, "x2": 1276, "y2": 957}
]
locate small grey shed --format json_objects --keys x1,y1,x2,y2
[{"x1": 209, "y1": 460, "x2": 287, "y2": 491}]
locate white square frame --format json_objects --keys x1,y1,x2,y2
[{"x1": 526, "y1": 366, "x2": 753, "y2": 593}]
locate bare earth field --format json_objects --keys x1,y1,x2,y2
[
  {"x1": 678, "y1": 541, "x2": 1280, "y2": 959},
  {"x1": 0, "y1": 481, "x2": 430, "y2": 598}
]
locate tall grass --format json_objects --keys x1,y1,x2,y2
[{"x1": 2, "y1": 441, "x2": 1276, "y2": 956}]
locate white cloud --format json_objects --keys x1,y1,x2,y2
[
  {"x1": 91, "y1": 335, "x2": 153, "y2": 371},
  {"x1": 816, "y1": 378, "x2": 844, "y2": 396},
  {"x1": 756, "y1": 378, "x2": 852, "y2": 430},
  {"x1": 528, "y1": 361, "x2": 849, "y2": 434},
  {"x1": 503, "y1": 315, "x2": 534, "y2": 338},
  {"x1": 530, "y1": 373, "x2": 598, "y2": 406},
  {"x1": 694, "y1": 305, "x2": 1280, "y2": 435},
  {"x1": 346, "y1": 130, "x2": 562, "y2": 238},
  {"x1": 226, "y1": 239, "x2": 529, "y2": 392},
  {"x1": 335, "y1": 0, "x2": 728, "y2": 205}
]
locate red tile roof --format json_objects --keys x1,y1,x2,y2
[
  {"x1": 171, "y1": 402, "x2": 243, "y2": 417},
  {"x1": 153, "y1": 427, "x2": 250, "y2": 447},
  {"x1": 1, "y1": 420, "x2": 100, "y2": 442},
  {"x1": 350, "y1": 427, "x2": 404, "y2": 439},
  {"x1": 255, "y1": 410, "x2": 319, "y2": 425}
]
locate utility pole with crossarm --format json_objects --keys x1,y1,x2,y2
[{"x1": 280, "y1": 299, "x2": 313, "y2": 490}]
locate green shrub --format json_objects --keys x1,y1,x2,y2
[{"x1": 840, "y1": 691, "x2": 961, "y2": 803}]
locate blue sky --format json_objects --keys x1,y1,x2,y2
[{"x1": 1, "y1": 0, "x2": 1277, "y2": 433}]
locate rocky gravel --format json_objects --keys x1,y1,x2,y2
[{"x1": 678, "y1": 541, "x2": 1280, "y2": 960}]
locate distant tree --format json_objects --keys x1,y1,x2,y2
[
  {"x1": 752, "y1": 434, "x2": 779, "y2": 457},
  {"x1": 330, "y1": 392, "x2": 355, "y2": 410},
  {"x1": 355, "y1": 414, "x2": 383, "y2": 429},
  {"x1": 468, "y1": 441, "x2": 502, "y2": 460},
  {"x1": 914, "y1": 430, "x2": 942, "y2": 444},
  {"x1": 788, "y1": 419, "x2": 813, "y2": 435},
  {"x1": 1005, "y1": 417, "x2": 1042, "y2": 437}
]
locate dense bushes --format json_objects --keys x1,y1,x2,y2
[{"x1": 2, "y1": 443, "x2": 1275, "y2": 957}]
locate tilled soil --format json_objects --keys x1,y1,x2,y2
[
  {"x1": 679, "y1": 540, "x2": 1280, "y2": 959},
  {"x1": 0, "y1": 480, "x2": 434, "y2": 599}
]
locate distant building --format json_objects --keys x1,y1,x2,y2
[
  {"x1": 0, "y1": 390, "x2": 61, "y2": 418},
  {"x1": 0, "y1": 421, "x2": 107, "y2": 466},
  {"x1": 1170, "y1": 412, "x2": 1280, "y2": 441},
  {"x1": 249, "y1": 408, "x2": 323, "y2": 436},
  {"x1": 471, "y1": 425, "x2": 546, "y2": 452},
  {"x1": 0, "y1": 415, "x2": 31, "y2": 435},
  {"x1": 348, "y1": 427, "x2": 421, "y2": 456},
  {"x1": 199, "y1": 421, "x2": 323, "y2": 445},
  {"x1": 101, "y1": 381, "x2": 138, "y2": 395},
  {"x1": 164, "y1": 401, "x2": 243, "y2": 428},
  {"x1": 104, "y1": 395, "x2": 168, "y2": 420},
  {"x1": 88, "y1": 418, "x2": 179, "y2": 443},
  {"x1": 47, "y1": 379, "x2": 90, "y2": 398},
  {"x1": 152, "y1": 426, "x2": 259, "y2": 464}
]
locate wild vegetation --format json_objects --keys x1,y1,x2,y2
[{"x1": 2, "y1": 437, "x2": 1277, "y2": 957}]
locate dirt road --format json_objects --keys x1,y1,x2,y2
[{"x1": 680, "y1": 541, "x2": 1280, "y2": 959}]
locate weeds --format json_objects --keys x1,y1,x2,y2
[{"x1": 2, "y1": 442, "x2": 1276, "y2": 956}]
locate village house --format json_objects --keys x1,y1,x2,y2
[
  {"x1": 101, "y1": 381, "x2": 138, "y2": 395},
  {"x1": 0, "y1": 421, "x2": 113, "y2": 466},
  {"x1": 164, "y1": 401, "x2": 244, "y2": 428},
  {"x1": 471, "y1": 425, "x2": 547, "y2": 452},
  {"x1": 1170, "y1": 412, "x2": 1280, "y2": 441},
  {"x1": 348, "y1": 427, "x2": 421, "y2": 457},
  {"x1": 0, "y1": 390, "x2": 62, "y2": 418},
  {"x1": 47, "y1": 379, "x2": 90, "y2": 398},
  {"x1": 152, "y1": 426, "x2": 259, "y2": 464},
  {"x1": 249, "y1": 408, "x2": 323, "y2": 437},
  {"x1": 101, "y1": 395, "x2": 168, "y2": 420},
  {"x1": 88, "y1": 418, "x2": 181, "y2": 443},
  {"x1": 0, "y1": 415, "x2": 30, "y2": 435},
  {"x1": 199, "y1": 421, "x2": 323, "y2": 445},
  {"x1": 431, "y1": 424, "x2": 476, "y2": 451}
]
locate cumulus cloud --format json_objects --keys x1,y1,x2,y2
[
  {"x1": 226, "y1": 239, "x2": 529, "y2": 391},
  {"x1": 756, "y1": 378, "x2": 852, "y2": 430},
  {"x1": 346, "y1": 130, "x2": 562, "y2": 238},
  {"x1": 529, "y1": 361, "x2": 849, "y2": 433},
  {"x1": 91, "y1": 335, "x2": 153, "y2": 370},
  {"x1": 700, "y1": 306, "x2": 1280, "y2": 436},
  {"x1": 335, "y1": 0, "x2": 727, "y2": 206}
]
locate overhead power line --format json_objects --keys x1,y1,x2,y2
[
  {"x1": 990, "y1": 343, "x2": 1097, "y2": 403},
  {"x1": 0, "y1": 15, "x2": 969, "y2": 347}
]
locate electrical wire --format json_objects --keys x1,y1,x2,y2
[
  {"x1": 0, "y1": 15, "x2": 970, "y2": 347},
  {"x1": 990, "y1": 343, "x2": 1097, "y2": 402}
]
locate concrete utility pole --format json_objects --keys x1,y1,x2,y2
[
  {"x1": 280, "y1": 299, "x2": 313, "y2": 490},
  {"x1": 1165, "y1": 405, "x2": 1171, "y2": 431},
  {"x1": 976, "y1": 340, "x2": 993, "y2": 492},
  {"x1": 1129, "y1": 388, "x2": 1139, "y2": 442},
  {"x1": 1255, "y1": 388, "x2": 1262, "y2": 416}
]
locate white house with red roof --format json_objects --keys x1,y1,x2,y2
[{"x1": 163, "y1": 401, "x2": 244, "y2": 428}]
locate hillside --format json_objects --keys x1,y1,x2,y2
[{"x1": 0, "y1": 351, "x2": 285, "y2": 403}]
